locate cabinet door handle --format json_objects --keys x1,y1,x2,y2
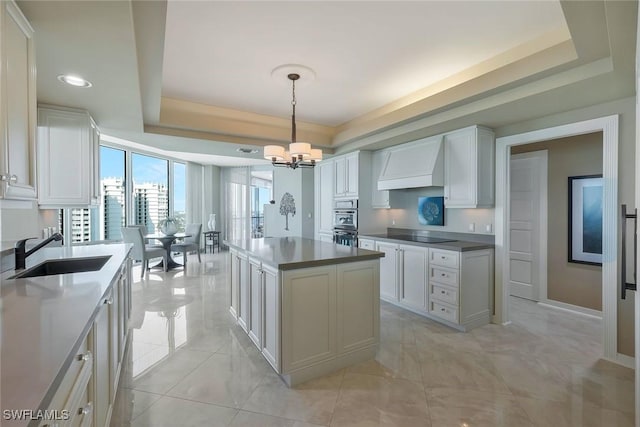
[
  {"x1": 9, "y1": 174, "x2": 17, "y2": 182},
  {"x1": 79, "y1": 402, "x2": 93, "y2": 416},
  {"x1": 78, "y1": 351, "x2": 92, "y2": 362},
  {"x1": 104, "y1": 297, "x2": 113, "y2": 305},
  {"x1": 621, "y1": 204, "x2": 637, "y2": 299}
]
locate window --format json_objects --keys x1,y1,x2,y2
[
  {"x1": 132, "y1": 153, "x2": 169, "y2": 234},
  {"x1": 173, "y1": 162, "x2": 186, "y2": 231},
  {"x1": 59, "y1": 145, "x2": 187, "y2": 245},
  {"x1": 250, "y1": 171, "x2": 272, "y2": 238}
]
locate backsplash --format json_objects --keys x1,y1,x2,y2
[{"x1": 386, "y1": 187, "x2": 495, "y2": 235}]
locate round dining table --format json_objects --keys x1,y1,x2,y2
[{"x1": 144, "y1": 232, "x2": 191, "y2": 270}]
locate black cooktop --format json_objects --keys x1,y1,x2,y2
[{"x1": 385, "y1": 235, "x2": 457, "y2": 244}]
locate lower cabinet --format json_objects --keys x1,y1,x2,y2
[
  {"x1": 376, "y1": 241, "x2": 399, "y2": 301},
  {"x1": 237, "y1": 252, "x2": 249, "y2": 332},
  {"x1": 261, "y1": 264, "x2": 280, "y2": 371},
  {"x1": 248, "y1": 257, "x2": 262, "y2": 348},
  {"x1": 39, "y1": 258, "x2": 131, "y2": 427},
  {"x1": 371, "y1": 237, "x2": 493, "y2": 331},
  {"x1": 229, "y1": 248, "x2": 240, "y2": 319}
]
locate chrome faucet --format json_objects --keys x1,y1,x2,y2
[{"x1": 14, "y1": 233, "x2": 64, "y2": 270}]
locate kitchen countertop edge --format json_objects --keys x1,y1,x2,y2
[{"x1": 358, "y1": 234, "x2": 494, "y2": 252}]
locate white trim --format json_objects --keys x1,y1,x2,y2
[
  {"x1": 612, "y1": 352, "x2": 635, "y2": 370},
  {"x1": 495, "y1": 114, "x2": 618, "y2": 362},
  {"x1": 537, "y1": 299, "x2": 602, "y2": 319}
]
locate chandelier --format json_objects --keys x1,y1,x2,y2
[{"x1": 264, "y1": 73, "x2": 322, "y2": 169}]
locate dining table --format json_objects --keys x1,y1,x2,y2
[{"x1": 144, "y1": 232, "x2": 191, "y2": 270}]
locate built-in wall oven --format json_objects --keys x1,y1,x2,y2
[{"x1": 333, "y1": 199, "x2": 358, "y2": 247}]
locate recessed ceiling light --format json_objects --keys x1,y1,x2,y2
[
  {"x1": 236, "y1": 148, "x2": 258, "y2": 154},
  {"x1": 57, "y1": 74, "x2": 92, "y2": 88}
]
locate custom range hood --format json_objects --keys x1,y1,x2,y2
[{"x1": 377, "y1": 137, "x2": 444, "y2": 190}]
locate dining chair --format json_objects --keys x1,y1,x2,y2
[
  {"x1": 132, "y1": 224, "x2": 162, "y2": 249},
  {"x1": 121, "y1": 226, "x2": 167, "y2": 278},
  {"x1": 171, "y1": 223, "x2": 202, "y2": 266}
]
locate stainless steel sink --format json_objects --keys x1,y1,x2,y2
[{"x1": 10, "y1": 256, "x2": 112, "y2": 279}]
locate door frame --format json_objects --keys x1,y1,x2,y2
[
  {"x1": 495, "y1": 115, "x2": 618, "y2": 362},
  {"x1": 508, "y1": 150, "x2": 548, "y2": 303}
]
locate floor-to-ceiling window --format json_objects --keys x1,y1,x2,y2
[
  {"x1": 173, "y1": 162, "x2": 186, "y2": 230},
  {"x1": 59, "y1": 144, "x2": 192, "y2": 244},
  {"x1": 250, "y1": 170, "x2": 272, "y2": 238},
  {"x1": 131, "y1": 153, "x2": 169, "y2": 234}
]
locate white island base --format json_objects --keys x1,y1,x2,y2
[{"x1": 228, "y1": 238, "x2": 382, "y2": 387}]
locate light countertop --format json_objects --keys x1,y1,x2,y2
[
  {"x1": 0, "y1": 244, "x2": 131, "y2": 425},
  {"x1": 226, "y1": 237, "x2": 384, "y2": 270}
]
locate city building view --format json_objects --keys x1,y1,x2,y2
[{"x1": 61, "y1": 147, "x2": 185, "y2": 243}]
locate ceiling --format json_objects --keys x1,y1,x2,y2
[{"x1": 16, "y1": 1, "x2": 637, "y2": 167}]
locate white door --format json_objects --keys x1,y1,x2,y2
[{"x1": 508, "y1": 151, "x2": 547, "y2": 301}]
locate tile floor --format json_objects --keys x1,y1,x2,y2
[{"x1": 110, "y1": 250, "x2": 635, "y2": 427}]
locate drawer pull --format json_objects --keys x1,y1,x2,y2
[
  {"x1": 441, "y1": 273, "x2": 446, "y2": 277},
  {"x1": 78, "y1": 351, "x2": 92, "y2": 362},
  {"x1": 440, "y1": 308, "x2": 446, "y2": 312},
  {"x1": 441, "y1": 290, "x2": 446, "y2": 294},
  {"x1": 104, "y1": 297, "x2": 113, "y2": 305},
  {"x1": 79, "y1": 402, "x2": 93, "y2": 416}
]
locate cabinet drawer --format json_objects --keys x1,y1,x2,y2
[
  {"x1": 429, "y1": 266, "x2": 459, "y2": 287},
  {"x1": 430, "y1": 283, "x2": 458, "y2": 306},
  {"x1": 46, "y1": 339, "x2": 91, "y2": 413},
  {"x1": 429, "y1": 301, "x2": 459, "y2": 323},
  {"x1": 359, "y1": 239, "x2": 375, "y2": 250},
  {"x1": 429, "y1": 249, "x2": 459, "y2": 269}
]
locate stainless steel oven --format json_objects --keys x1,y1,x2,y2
[
  {"x1": 333, "y1": 199, "x2": 358, "y2": 247},
  {"x1": 333, "y1": 229, "x2": 358, "y2": 247},
  {"x1": 333, "y1": 199, "x2": 358, "y2": 230}
]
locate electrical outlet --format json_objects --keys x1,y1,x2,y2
[
  {"x1": 468, "y1": 223, "x2": 475, "y2": 232},
  {"x1": 485, "y1": 224, "x2": 492, "y2": 233}
]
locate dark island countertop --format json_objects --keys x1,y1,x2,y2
[
  {"x1": 225, "y1": 237, "x2": 384, "y2": 270},
  {"x1": 358, "y1": 233, "x2": 494, "y2": 252}
]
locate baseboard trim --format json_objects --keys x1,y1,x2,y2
[
  {"x1": 614, "y1": 353, "x2": 635, "y2": 369},
  {"x1": 537, "y1": 299, "x2": 602, "y2": 319}
]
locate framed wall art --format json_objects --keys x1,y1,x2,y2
[{"x1": 568, "y1": 175, "x2": 603, "y2": 265}]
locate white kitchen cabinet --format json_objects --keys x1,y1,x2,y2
[
  {"x1": 358, "y1": 238, "x2": 375, "y2": 250},
  {"x1": 90, "y1": 291, "x2": 112, "y2": 427},
  {"x1": 371, "y1": 150, "x2": 390, "y2": 208},
  {"x1": 376, "y1": 241, "x2": 399, "y2": 301},
  {"x1": 398, "y1": 244, "x2": 428, "y2": 312},
  {"x1": 428, "y1": 248, "x2": 493, "y2": 330},
  {"x1": 261, "y1": 263, "x2": 280, "y2": 372},
  {"x1": 229, "y1": 248, "x2": 240, "y2": 319},
  {"x1": 282, "y1": 264, "x2": 337, "y2": 373},
  {"x1": 334, "y1": 152, "x2": 359, "y2": 199},
  {"x1": 248, "y1": 257, "x2": 262, "y2": 348},
  {"x1": 237, "y1": 251, "x2": 249, "y2": 332},
  {"x1": 444, "y1": 125, "x2": 495, "y2": 208},
  {"x1": 37, "y1": 105, "x2": 100, "y2": 208},
  {"x1": 318, "y1": 232, "x2": 334, "y2": 243},
  {"x1": 314, "y1": 159, "x2": 334, "y2": 236},
  {"x1": 0, "y1": 1, "x2": 37, "y2": 201}
]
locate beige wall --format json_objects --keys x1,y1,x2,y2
[
  {"x1": 497, "y1": 96, "x2": 635, "y2": 357},
  {"x1": 512, "y1": 133, "x2": 603, "y2": 311}
]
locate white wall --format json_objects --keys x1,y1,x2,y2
[{"x1": 266, "y1": 167, "x2": 314, "y2": 238}]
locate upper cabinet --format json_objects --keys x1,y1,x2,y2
[
  {"x1": 371, "y1": 150, "x2": 390, "y2": 208},
  {"x1": 314, "y1": 159, "x2": 334, "y2": 236},
  {"x1": 333, "y1": 151, "x2": 373, "y2": 200},
  {"x1": 0, "y1": 1, "x2": 37, "y2": 201},
  {"x1": 334, "y1": 152, "x2": 359, "y2": 199},
  {"x1": 37, "y1": 105, "x2": 100, "y2": 208},
  {"x1": 443, "y1": 126, "x2": 495, "y2": 208}
]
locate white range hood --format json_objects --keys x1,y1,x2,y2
[{"x1": 377, "y1": 137, "x2": 444, "y2": 190}]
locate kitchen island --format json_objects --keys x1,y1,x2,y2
[
  {"x1": 226, "y1": 237, "x2": 384, "y2": 386},
  {"x1": 1, "y1": 244, "x2": 132, "y2": 427}
]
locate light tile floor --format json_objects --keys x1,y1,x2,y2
[{"x1": 110, "y1": 251, "x2": 635, "y2": 427}]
